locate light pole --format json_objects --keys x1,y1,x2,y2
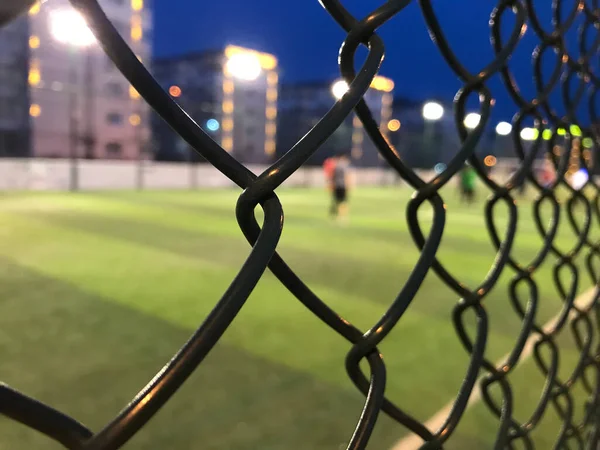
[
  {"x1": 422, "y1": 101, "x2": 444, "y2": 168},
  {"x1": 494, "y1": 121, "x2": 512, "y2": 157},
  {"x1": 49, "y1": 9, "x2": 95, "y2": 192}
]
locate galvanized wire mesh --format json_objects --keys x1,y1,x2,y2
[{"x1": 2, "y1": 0, "x2": 600, "y2": 448}]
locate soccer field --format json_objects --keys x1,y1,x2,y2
[{"x1": 0, "y1": 187, "x2": 595, "y2": 449}]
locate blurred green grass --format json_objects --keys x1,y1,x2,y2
[{"x1": 0, "y1": 186, "x2": 595, "y2": 449}]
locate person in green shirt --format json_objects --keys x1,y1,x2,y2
[{"x1": 459, "y1": 165, "x2": 477, "y2": 204}]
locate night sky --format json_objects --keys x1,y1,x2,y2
[{"x1": 153, "y1": 0, "x2": 572, "y2": 125}]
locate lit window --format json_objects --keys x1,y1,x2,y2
[
  {"x1": 387, "y1": 119, "x2": 401, "y2": 132},
  {"x1": 265, "y1": 123, "x2": 276, "y2": 136},
  {"x1": 369, "y1": 76, "x2": 394, "y2": 92},
  {"x1": 265, "y1": 140, "x2": 276, "y2": 155},
  {"x1": 352, "y1": 132, "x2": 364, "y2": 144},
  {"x1": 265, "y1": 106, "x2": 276, "y2": 120},
  {"x1": 267, "y1": 72, "x2": 278, "y2": 85},
  {"x1": 29, "y1": 2, "x2": 40, "y2": 15},
  {"x1": 129, "y1": 85, "x2": 140, "y2": 99},
  {"x1": 169, "y1": 85, "x2": 181, "y2": 97},
  {"x1": 129, "y1": 114, "x2": 141, "y2": 126},
  {"x1": 29, "y1": 104, "x2": 41, "y2": 117},
  {"x1": 131, "y1": 16, "x2": 142, "y2": 41},
  {"x1": 28, "y1": 65, "x2": 41, "y2": 86},
  {"x1": 29, "y1": 36, "x2": 40, "y2": 49},
  {"x1": 222, "y1": 100, "x2": 234, "y2": 114},
  {"x1": 266, "y1": 88, "x2": 277, "y2": 102},
  {"x1": 222, "y1": 118, "x2": 233, "y2": 131},
  {"x1": 223, "y1": 79, "x2": 234, "y2": 94},
  {"x1": 131, "y1": 0, "x2": 143, "y2": 11},
  {"x1": 222, "y1": 137, "x2": 233, "y2": 152}
]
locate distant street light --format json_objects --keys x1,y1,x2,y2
[
  {"x1": 422, "y1": 101, "x2": 444, "y2": 121},
  {"x1": 463, "y1": 112, "x2": 481, "y2": 129},
  {"x1": 49, "y1": 9, "x2": 95, "y2": 47},
  {"x1": 49, "y1": 9, "x2": 96, "y2": 192},
  {"x1": 495, "y1": 121, "x2": 512, "y2": 136},
  {"x1": 520, "y1": 127, "x2": 538, "y2": 141},
  {"x1": 331, "y1": 80, "x2": 349, "y2": 100},
  {"x1": 226, "y1": 52, "x2": 261, "y2": 81}
]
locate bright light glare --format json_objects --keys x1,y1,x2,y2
[
  {"x1": 226, "y1": 53, "x2": 261, "y2": 81},
  {"x1": 422, "y1": 101, "x2": 444, "y2": 121},
  {"x1": 572, "y1": 169, "x2": 588, "y2": 190},
  {"x1": 463, "y1": 113, "x2": 481, "y2": 129},
  {"x1": 520, "y1": 127, "x2": 538, "y2": 141},
  {"x1": 206, "y1": 118, "x2": 220, "y2": 132},
  {"x1": 49, "y1": 10, "x2": 95, "y2": 47},
  {"x1": 495, "y1": 121, "x2": 512, "y2": 136},
  {"x1": 331, "y1": 80, "x2": 349, "y2": 99}
]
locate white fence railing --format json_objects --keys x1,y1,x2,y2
[{"x1": 0, "y1": 158, "x2": 522, "y2": 191}]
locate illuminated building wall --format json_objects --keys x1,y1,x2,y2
[
  {"x1": 0, "y1": 15, "x2": 29, "y2": 156},
  {"x1": 0, "y1": 0, "x2": 152, "y2": 159},
  {"x1": 152, "y1": 45, "x2": 278, "y2": 164}
]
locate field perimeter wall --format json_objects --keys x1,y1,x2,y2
[{"x1": 0, "y1": 158, "x2": 521, "y2": 191}]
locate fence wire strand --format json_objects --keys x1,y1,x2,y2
[{"x1": 2, "y1": 0, "x2": 600, "y2": 448}]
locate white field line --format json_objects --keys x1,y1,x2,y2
[{"x1": 391, "y1": 287, "x2": 598, "y2": 450}]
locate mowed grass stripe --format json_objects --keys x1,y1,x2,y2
[
  {"x1": 0, "y1": 189, "x2": 595, "y2": 449},
  {"x1": 1, "y1": 194, "x2": 588, "y2": 359},
  {"x1": 1, "y1": 191, "x2": 583, "y2": 283},
  {"x1": 0, "y1": 212, "x2": 523, "y2": 424},
  {"x1": 0, "y1": 257, "x2": 403, "y2": 450},
  {"x1": 2, "y1": 205, "x2": 579, "y2": 336}
]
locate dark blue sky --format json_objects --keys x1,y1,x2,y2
[{"x1": 153, "y1": 0, "x2": 567, "y2": 124}]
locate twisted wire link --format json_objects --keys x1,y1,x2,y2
[{"x1": 0, "y1": 0, "x2": 599, "y2": 449}]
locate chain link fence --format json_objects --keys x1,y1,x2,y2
[{"x1": 2, "y1": 0, "x2": 600, "y2": 448}]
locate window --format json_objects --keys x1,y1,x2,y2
[
  {"x1": 105, "y1": 142, "x2": 122, "y2": 154},
  {"x1": 106, "y1": 112, "x2": 123, "y2": 125},
  {"x1": 105, "y1": 82, "x2": 124, "y2": 97}
]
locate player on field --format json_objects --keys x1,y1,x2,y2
[{"x1": 330, "y1": 152, "x2": 352, "y2": 222}]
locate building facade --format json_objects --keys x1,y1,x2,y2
[
  {"x1": 0, "y1": 0, "x2": 151, "y2": 159},
  {"x1": 277, "y1": 76, "x2": 394, "y2": 167},
  {"x1": 152, "y1": 45, "x2": 278, "y2": 165}
]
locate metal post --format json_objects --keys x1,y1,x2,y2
[
  {"x1": 423, "y1": 121, "x2": 435, "y2": 168},
  {"x1": 83, "y1": 48, "x2": 95, "y2": 159},
  {"x1": 68, "y1": 46, "x2": 79, "y2": 191},
  {"x1": 135, "y1": 113, "x2": 143, "y2": 190}
]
